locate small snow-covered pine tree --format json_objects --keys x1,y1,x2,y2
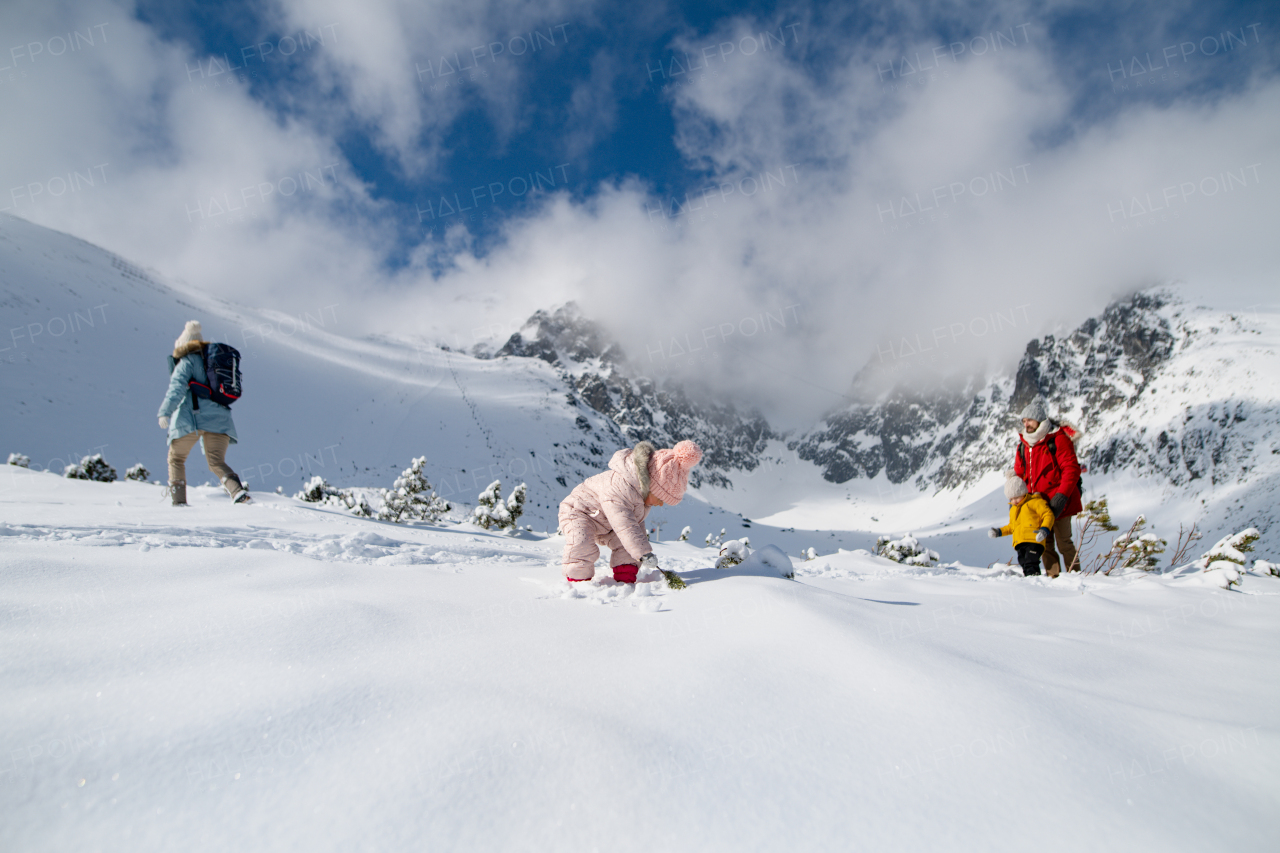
[
  {"x1": 875, "y1": 533, "x2": 939, "y2": 567},
  {"x1": 125, "y1": 463, "x2": 150, "y2": 482},
  {"x1": 506, "y1": 482, "x2": 527, "y2": 527},
  {"x1": 1104, "y1": 516, "x2": 1166, "y2": 572},
  {"x1": 296, "y1": 475, "x2": 331, "y2": 503},
  {"x1": 1120, "y1": 532, "x2": 1166, "y2": 571},
  {"x1": 66, "y1": 454, "x2": 116, "y2": 482},
  {"x1": 1253, "y1": 560, "x2": 1278, "y2": 578},
  {"x1": 1195, "y1": 528, "x2": 1260, "y2": 569},
  {"x1": 716, "y1": 539, "x2": 750, "y2": 568},
  {"x1": 705, "y1": 528, "x2": 726, "y2": 548},
  {"x1": 1192, "y1": 529, "x2": 1260, "y2": 587},
  {"x1": 7, "y1": 453, "x2": 30, "y2": 468},
  {"x1": 295, "y1": 476, "x2": 376, "y2": 517},
  {"x1": 679, "y1": 526, "x2": 691, "y2": 542},
  {"x1": 472, "y1": 480, "x2": 528, "y2": 531},
  {"x1": 802, "y1": 547, "x2": 817, "y2": 561},
  {"x1": 379, "y1": 457, "x2": 451, "y2": 524}
]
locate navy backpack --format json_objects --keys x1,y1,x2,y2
[{"x1": 168, "y1": 343, "x2": 242, "y2": 409}]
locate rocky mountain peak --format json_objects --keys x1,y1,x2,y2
[{"x1": 497, "y1": 302, "x2": 775, "y2": 488}]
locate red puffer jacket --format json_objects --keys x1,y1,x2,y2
[{"x1": 1013, "y1": 423, "x2": 1082, "y2": 518}]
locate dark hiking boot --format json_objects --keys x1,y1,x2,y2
[
  {"x1": 169, "y1": 481, "x2": 187, "y2": 506},
  {"x1": 223, "y1": 475, "x2": 249, "y2": 504}
]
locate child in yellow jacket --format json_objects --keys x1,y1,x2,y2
[{"x1": 988, "y1": 475, "x2": 1058, "y2": 577}]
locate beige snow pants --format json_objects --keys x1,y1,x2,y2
[
  {"x1": 168, "y1": 431, "x2": 240, "y2": 496},
  {"x1": 558, "y1": 503, "x2": 644, "y2": 581}
]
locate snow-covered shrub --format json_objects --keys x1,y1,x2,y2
[
  {"x1": 1115, "y1": 528, "x2": 1167, "y2": 572},
  {"x1": 65, "y1": 454, "x2": 116, "y2": 482},
  {"x1": 296, "y1": 475, "x2": 331, "y2": 503},
  {"x1": 1195, "y1": 529, "x2": 1260, "y2": 569},
  {"x1": 472, "y1": 480, "x2": 527, "y2": 531},
  {"x1": 1253, "y1": 560, "x2": 1278, "y2": 578},
  {"x1": 295, "y1": 475, "x2": 374, "y2": 517},
  {"x1": 7, "y1": 453, "x2": 30, "y2": 468},
  {"x1": 1192, "y1": 529, "x2": 1261, "y2": 587},
  {"x1": 716, "y1": 539, "x2": 751, "y2": 568},
  {"x1": 875, "y1": 533, "x2": 939, "y2": 567},
  {"x1": 679, "y1": 526, "x2": 691, "y2": 542},
  {"x1": 1202, "y1": 564, "x2": 1243, "y2": 589},
  {"x1": 1116, "y1": 532, "x2": 1167, "y2": 571},
  {"x1": 125, "y1": 463, "x2": 150, "y2": 482},
  {"x1": 378, "y1": 457, "x2": 451, "y2": 524},
  {"x1": 347, "y1": 492, "x2": 375, "y2": 518},
  {"x1": 1096, "y1": 515, "x2": 1165, "y2": 574},
  {"x1": 802, "y1": 547, "x2": 817, "y2": 561},
  {"x1": 705, "y1": 528, "x2": 726, "y2": 548},
  {"x1": 1075, "y1": 497, "x2": 1120, "y2": 572}
]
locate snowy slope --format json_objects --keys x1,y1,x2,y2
[
  {"x1": 2, "y1": 467, "x2": 1279, "y2": 852},
  {"x1": 0, "y1": 213, "x2": 642, "y2": 529}
]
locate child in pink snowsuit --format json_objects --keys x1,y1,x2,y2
[{"x1": 558, "y1": 440, "x2": 702, "y2": 583}]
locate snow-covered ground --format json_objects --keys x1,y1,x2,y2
[{"x1": 3, "y1": 467, "x2": 1278, "y2": 852}]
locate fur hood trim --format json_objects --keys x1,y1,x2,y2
[
  {"x1": 632, "y1": 441, "x2": 654, "y2": 500},
  {"x1": 173, "y1": 340, "x2": 205, "y2": 360},
  {"x1": 1057, "y1": 421, "x2": 1083, "y2": 445},
  {"x1": 1018, "y1": 419, "x2": 1085, "y2": 447}
]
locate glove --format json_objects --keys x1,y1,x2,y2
[
  {"x1": 158, "y1": 415, "x2": 169, "y2": 429},
  {"x1": 1035, "y1": 527, "x2": 1050, "y2": 543},
  {"x1": 1049, "y1": 493, "x2": 1067, "y2": 516},
  {"x1": 988, "y1": 527, "x2": 1002, "y2": 538},
  {"x1": 639, "y1": 553, "x2": 660, "y2": 572}
]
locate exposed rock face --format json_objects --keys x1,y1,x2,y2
[
  {"x1": 789, "y1": 289, "x2": 1271, "y2": 503},
  {"x1": 497, "y1": 304, "x2": 775, "y2": 488},
  {"x1": 497, "y1": 292, "x2": 1277, "y2": 535}
]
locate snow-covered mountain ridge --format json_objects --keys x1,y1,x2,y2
[
  {"x1": 495, "y1": 304, "x2": 775, "y2": 489},
  {"x1": 2, "y1": 213, "x2": 1276, "y2": 546},
  {"x1": 787, "y1": 290, "x2": 1280, "y2": 537}
]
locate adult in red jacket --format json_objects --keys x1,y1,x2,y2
[{"x1": 1013, "y1": 397, "x2": 1083, "y2": 575}]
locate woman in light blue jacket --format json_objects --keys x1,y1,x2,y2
[{"x1": 157, "y1": 320, "x2": 247, "y2": 506}]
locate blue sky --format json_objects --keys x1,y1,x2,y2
[
  {"x1": 2, "y1": 0, "x2": 1279, "y2": 419},
  {"x1": 117, "y1": 0, "x2": 1278, "y2": 256}
]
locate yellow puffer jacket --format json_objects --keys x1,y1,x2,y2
[{"x1": 999, "y1": 495, "x2": 1056, "y2": 546}]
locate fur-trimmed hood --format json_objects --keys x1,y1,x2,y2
[
  {"x1": 1017, "y1": 419, "x2": 1084, "y2": 447},
  {"x1": 173, "y1": 340, "x2": 206, "y2": 360},
  {"x1": 631, "y1": 441, "x2": 654, "y2": 500},
  {"x1": 608, "y1": 440, "x2": 654, "y2": 500}
]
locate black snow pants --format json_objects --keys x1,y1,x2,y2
[{"x1": 1015, "y1": 542, "x2": 1045, "y2": 576}]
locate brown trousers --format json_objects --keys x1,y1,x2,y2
[
  {"x1": 1042, "y1": 516, "x2": 1079, "y2": 574},
  {"x1": 168, "y1": 431, "x2": 239, "y2": 495}
]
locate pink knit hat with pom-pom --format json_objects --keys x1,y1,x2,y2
[{"x1": 648, "y1": 440, "x2": 702, "y2": 506}]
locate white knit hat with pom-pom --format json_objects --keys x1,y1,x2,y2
[{"x1": 174, "y1": 320, "x2": 204, "y2": 349}]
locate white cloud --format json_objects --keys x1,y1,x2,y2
[{"x1": 3, "y1": 1, "x2": 1277, "y2": 429}]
